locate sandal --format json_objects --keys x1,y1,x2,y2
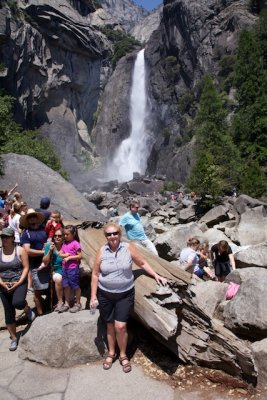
[
  {"x1": 119, "y1": 356, "x2": 132, "y2": 373},
  {"x1": 103, "y1": 353, "x2": 116, "y2": 370}
]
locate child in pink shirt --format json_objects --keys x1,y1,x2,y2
[{"x1": 58, "y1": 225, "x2": 82, "y2": 313}]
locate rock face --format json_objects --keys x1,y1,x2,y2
[
  {"x1": 223, "y1": 268, "x2": 267, "y2": 340},
  {"x1": 100, "y1": 0, "x2": 149, "y2": 31},
  {"x1": 0, "y1": 153, "x2": 106, "y2": 222},
  {"x1": 19, "y1": 311, "x2": 106, "y2": 367},
  {"x1": 144, "y1": 0, "x2": 256, "y2": 181},
  {"x1": 130, "y1": 6, "x2": 163, "y2": 43}
]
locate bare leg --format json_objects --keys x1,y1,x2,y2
[
  {"x1": 34, "y1": 291, "x2": 43, "y2": 315},
  {"x1": 115, "y1": 321, "x2": 128, "y2": 358},
  {"x1": 54, "y1": 276, "x2": 63, "y2": 305},
  {"x1": 6, "y1": 323, "x2": 16, "y2": 341},
  {"x1": 28, "y1": 271, "x2": 33, "y2": 290},
  {"x1": 106, "y1": 322, "x2": 116, "y2": 355},
  {"x1": 64, "y1": 287, "x2": 71, "y2": 307},
  {"x1": 74, "y1": 287, "x2": 81, "y2": 304}
]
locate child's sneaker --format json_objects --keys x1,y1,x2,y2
[
  {"x1": 9, "y1": 339, "x2": 18, "y2": 351},
  {"x1": 58, "y1": 304, "x2": 70, "y2": 313}
]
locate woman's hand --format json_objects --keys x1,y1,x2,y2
[
  {"x1": 0, "y1": 281, "x2": 10, "y2": 291},
  {"x1": 6, "y1": 281, "x2": 20, "y2": 292},
  {"x1": 154, "y1": 273, "x2": 168, "y2": 286},
  {"x1": 90, "y1": 297, "x2": 98, "y2": 309}
]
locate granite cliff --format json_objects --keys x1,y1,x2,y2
[{"x1": 0, "y1": 0, "x2": 261, "y2": 189}]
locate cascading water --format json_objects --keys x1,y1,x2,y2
[{"x1": 107, "y1": 49, "x2": 152, "y2": 182}]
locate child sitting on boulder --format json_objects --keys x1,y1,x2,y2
[{"x1": 193, "y1": 242, "x2": 216, "y2": 280}]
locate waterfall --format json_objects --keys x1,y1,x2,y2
[{"x1": 107, "y1": 49, "x2": 152, "y2": 182}]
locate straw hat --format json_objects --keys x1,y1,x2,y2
[{"x1": 20, "y1": 208, "x2": 45, "y2": 228}]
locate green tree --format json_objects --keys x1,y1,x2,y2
[
  {"x1": 0, "y1": 92, "x2": 67, "y2": 178},
  {"x1": 233, "y1": 16, "x2": 267, "y2": 167},
  {"x1": 187, "y1": 75, "x2": 241, "y2": 203}
]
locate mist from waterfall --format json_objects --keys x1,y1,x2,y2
[{"x1": 106, "y1": 49, "x2": 152, "y2": 183}]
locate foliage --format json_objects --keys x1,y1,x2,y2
[
  {"x1": 178, "y1": 90, "x2": 194, "y2": 113},
  {"x1": 101, "y1": 29, "x2": 141, "y2": 68},
  {"x1": 161, "y1": 180, "x2": 178, "y2": 193},
  {"x1": 162, "y1": 128, "x2": 171, "y2": 145},
  {"x1": 232, "y1": 11, "x2": 267, "y2": 193},
  {"x1": 0, "y1": 92, "x2": 68, "y2": 179},
  {"x1": 165, "y1": 56, "x2": 180, "y2": 83},
  {"x1": 186, "y1": 75, "x2": 241, "y2": 206}
]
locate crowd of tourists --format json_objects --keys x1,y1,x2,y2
[{"x1": 0, "y1": 186, "x2": 235, "y2": 373}]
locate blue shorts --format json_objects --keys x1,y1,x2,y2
[{"x1": 62, "y1": 268, "x2": 80, "y2": 289}]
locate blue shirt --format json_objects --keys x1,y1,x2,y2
[
  {"x1": 120, "y1": 212, "x2": 147, "y2": 241},
  {"x1": 20, "y1": 228, "x2": 47, "y2": 269}
]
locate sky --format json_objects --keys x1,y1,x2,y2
[{"x1": 133, "y1": 0, "x2": 163, "y2": 11}]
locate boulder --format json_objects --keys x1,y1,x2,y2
[
  {"x1": 231, "y1": 206, "x2": 267, "y2": 245},
  {"x1": 154, "y1": 223, "x2": 204, "y2": 261},
  {"x1": 178, "y1": 205, "x2": 196, "y2": 223},
  {"x1": 234, "y1": 244, "x2": 267, "y2": 269},
  {"x1": 190, "y1": 281, "x2": 228, "y2": 319},
  {"x1": 251, "y1": 339, "x2": 267, "y2": 388},
  {"x1": 234, "y1": 195, "x2": 267, "y2": 215},
  {"x1": 223, "y1": 268, "x2": 267, "y2": 339},
  {"x1": 19, "y1": 311, "x2": 106, "y2": 367},
  {"x1": 0, "y1": 154, "x2": 106, "y2": 222},
  {"x1": 199, "y1": 205, "x2": 230, "y2": 227},
  {"x1": 202, "y1": 228, "x2": 230, "y2": 244}
]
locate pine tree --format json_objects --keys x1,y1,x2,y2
[{"x1": 187, "y1": 75, "x2": 241, "y2": 205}]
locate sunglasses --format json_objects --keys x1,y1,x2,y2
[
  {"x1": 105, "y1": 231, "x2": 119, "y2": 237},
  {"x1": 54, "y1": 234, "x2": 63, "y2": 238},
  {"x1": 1, "y1": 235, "x2": 12, "y2": 239}
]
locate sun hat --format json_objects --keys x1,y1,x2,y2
[
  {"x1": 0, "y1": 227, "x2": 15, "y2": 237},
  {"x1": 20, "y1": 208, "x2": 45, "y2": 228}
]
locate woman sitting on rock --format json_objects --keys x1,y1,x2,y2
[
  {"x1": 41, "y1": 228, "x2": 64, "y2": 312},
  {"x1": 90, "y1": 222, "x2": 167, "y2": 373},
  {"x1": 210, "y1": 240, "x2": 236, "y2": 282},
  {"x1": 179, "y1": 237, "x2": 200, "y2": 274},
  {"x1": 0, "y1": 227, "x2": 35, "y2": 351}
]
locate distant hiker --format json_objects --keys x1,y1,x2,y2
[
  {"x1": 210, "y1": 240, "x2": 236, "y2": 282},
  {"x1": 59, "y1": 225, "x2": 82, "y2": 313},
  {"x1": 20, "y1": 209, "x2": 48, "y2": 315},
  {"x1": 120, "y1": 200, "x2": 158, "y2": 256}
]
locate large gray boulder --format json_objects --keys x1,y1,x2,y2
[
  {"x1": 223, "y1": 268, "x2": 267, "y2": 339},
  {"x1": 19, "y1": 311, "x2": 106, "y2": 367},
  {"x1": 154, "y1": 222, "x2": 204, "y2": 260},
  {"x1": 251, "y1": 339, "x2": 267, "y2": 388},
  {"x1": 234, "y1": 244, "x2": 267, "y2": 269},
  {"x1": 199, "y1": 205, "x2": 230, "y2": 227},
  {"x1": 0, "y1": 154, "x2": 106, "y2": 222},
  {"x1": 234, "y1": 194, "x2": 267, "y2": 215},
  {"x1": 231, "y1": 206, "x2": 267, "y2": 245},
  {"x1": 190, "y1": 281, "x2": 228, "y2": 319}
]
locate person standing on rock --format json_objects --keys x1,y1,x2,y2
[
  {"x1": 119, "y1": 200, "x2": 158, "y2": 256},
  {"x1": 20, "y1": 209, "x2": 49, "y2": 315},
  {"x1": 58, "y1": 225, "x2": 82, "y2": 313},
  {"x1": 210, "y1": 240, "x2": 236, "y2": 282},
  {"x1": 0, "y1": 227, "x2": 35, "y2": 351},
  {"x1": 90, "y1": 222, "x2": 167, "y2": 373}
]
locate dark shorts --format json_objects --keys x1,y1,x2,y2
[
  {"x1": 62, "y1": 268, "x2": 80, "y2": 289},
  {"x1": 97, "y1": 287, "x2": 135, "y2": 323},
  {"x1": 31, "y1": 268, "x2": 50, "y2": 291},
  {"x1": 215, "y1": 261, "x2": 231, "y2": 277}
]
